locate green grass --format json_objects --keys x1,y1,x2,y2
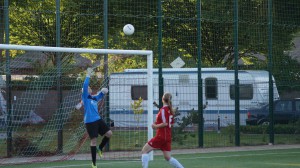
[
  {"x1": 3, "y1": 148, "x2": 300, "y2": 168},
  {"x1": 1, "y1": 128, "x2": 299, "y2": 156},
  {"x1": 1, "y1": 121, "x2": 299, "y2": 157}
]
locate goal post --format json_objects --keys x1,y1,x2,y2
[{"x1": 0, "y1": 44, "x2": 154, "y2": 164}]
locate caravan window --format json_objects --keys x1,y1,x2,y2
[
  {"x1": 205, "y1": 78, "x2": 218, "y2": 99},
  {"x1": 131, "y1": 85, "x2": 148, "y2": 100},
  {"x1": 179, "y1": 74, "x2": 189, "y2": 84},
  {"x1": 230, "y1": 84, "x2": 253, "y2": 100}
]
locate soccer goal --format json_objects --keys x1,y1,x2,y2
[{"x1": 0, "y1": 44, "x2": 153, "y2": 165}]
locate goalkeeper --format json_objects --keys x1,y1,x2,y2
[{"x1": 78, "y1": 68, "x2": 112, "y2": 168}]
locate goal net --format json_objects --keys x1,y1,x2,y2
[{"x1": 0, "y1": 44, "x2": 153, "y2": 165}]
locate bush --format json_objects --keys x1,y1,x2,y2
[
  {"x1": 172, "y1": 109, "x2": 193, "y2": 144},
  {"x1": 240, "y1": 125, "x2": 268, "y2": 134},
  {"x1": 13, "y1": 136, "x2": 38, "y2": 156},
  {"x1": 222, "y1": 124, "x2": 235, "y2": 143},
  {"x1": 13, "y1": 136, "x2": 56, "y2": 156},
  {"x1": 241, "y1": 124, "x2": 299, "y2": 134}
]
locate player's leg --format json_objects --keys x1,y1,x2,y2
[
  {"x1": 141, "y1": 143, "x2": 154, "y2": 168},
  {"x1": 98, "y1": 130, "x2": 112, "y2": 157},
  {"x1": 98, "y1": 119, "x2": 112, "y2": 158},
  {"x1": 90, "y1": 138, "x2": 98, "y2": 168},
  {"x1": 86, "y1": 122, "x2": 99, "y2": 168},
  {"x1": 99, "y1": 130, "x2": 112, "y2": 149},
  {"x1": 162, "y1": 141, "x2": 184, "y2": 168},
  {"x1": 162, "y1": 151, "x2": 184, "y2": 168}
]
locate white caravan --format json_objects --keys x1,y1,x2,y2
[{"x1": 108, "y1": 68, "x2": 279, "y2": 127}]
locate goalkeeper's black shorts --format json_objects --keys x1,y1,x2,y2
[{"x1": 86, "y1": 119, "x2": 110, "y2": 139}]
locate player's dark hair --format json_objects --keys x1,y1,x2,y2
[{"x1": 163, "y1": 92, "x2": 174, "y2": 115}]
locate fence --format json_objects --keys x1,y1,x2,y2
[{"x1": 0, "y1": 0, "x2": 300, "y2": 161}]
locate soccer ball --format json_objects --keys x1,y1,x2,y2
[{"x1": 123, "y1": 24, "x2": 135, "y2": 35}]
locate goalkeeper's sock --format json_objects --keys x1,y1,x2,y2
[
  {"x1": 90, "y1": 146, "x2": 97, "y2": 166},
  {"x1": 99, "y1": 136, "x2": 109, "y2": 150},
  {"x1": 141, "y1": 154, "x2": 149, "y2": 168},
  {"x1": 169, "y1": 157, "x2": 184, "y2": 168}
]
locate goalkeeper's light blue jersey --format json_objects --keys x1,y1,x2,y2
[{"x1": 82, "y1": 77, "x2": 104, "y2": 124}]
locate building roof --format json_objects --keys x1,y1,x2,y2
[
  {"x1": 10, "y1": 51, "x2": 48, "y2": 69},
  {"x1": 7, "y1": 51, "x2": 92, "y2": 74}
]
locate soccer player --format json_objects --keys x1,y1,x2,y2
[
  {"x1": 141, "y1": 92, "x2": 184, "y2": 168},
  {"x1": 78, "y1": 68, "x2": 112, "y2": 168}
]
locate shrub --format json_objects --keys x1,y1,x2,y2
[
  {"x1": 241, "y1": 124, "x2": 299, "y2": 134},
  {"x1": 13, "y1": 136, "x2": 38, "y2": 156}
]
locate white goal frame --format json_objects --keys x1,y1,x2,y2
[{"x1": 0, "y1": 44, "x2": 154, "y2": 160}]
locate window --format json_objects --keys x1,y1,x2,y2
[
  {"x1": 131, "y1": 85, "x2": 147, "y2": 100},
  {"x1": 230, "y1": 84, "x2": 253, "y2": 100},
  {"x1": 179, "y1": 74, "x2": 189, "y2": 84},
  {"x1": 296, "y1": 101, "x2": 300, "y2": 112},
  {"x1": 205, "y1": 78, "x2": 217, "y2": 99},
  {"x1": 275, "y1": 101, "x2": 292, "y2": 112}
]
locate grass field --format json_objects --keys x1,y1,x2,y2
[{"x1": 4, "y1": 147, "x2": 300, "y2": 168}]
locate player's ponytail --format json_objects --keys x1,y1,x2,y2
[
  {"x1": 169, "y1": 100, "x2": 174, "y2": 115},
  {"x1": 163, "y1": 92, "x2": 174, "y2": 115}
]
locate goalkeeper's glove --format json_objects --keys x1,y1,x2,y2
[
  {"x1": 86, "y1": 68, "x2": 94, "y2": 77},
  {"x1": 100, "y1": 88, "x2": 108, "y2": 94},
  {"x1": 75, "y1": 102, "x2": 82, "y2": 110}
]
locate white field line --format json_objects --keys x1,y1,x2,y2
[
  {"x1": 40, "y1": 160, "x2": 140, "y2": 168},
  {"x1": 177, "y1": 151, "x2": 300, "y2": 160},
  {"x1": 265, "y1": 163, "x2": 300, "y2": 166},
  {"x1": 40, "y1": 151, "x2": 300, "y2": 168}
]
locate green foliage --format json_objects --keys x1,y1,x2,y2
[
  {"x1": 108, "y1": 56, "x2": 147, "y2": 73},
  {"x1": 240, "y1": 124, "x2": 300, "y2": 134},
  {"x1": 3, "y1": 0, "x2": 300, "y2": 79},
  {"x1": 130, "y1": 97, "x2": 144, "y2": 147},
  {"x1": 9, "y1": 0, "x2": 104, "y2": 48},
  {"x1": 222, "y1": 124, "x2": 235, "y2": 143},
  {"x1": 171, "y1": 111, "x2": 185, "y2": 144},
  {"x1": 273, "y1": 52, "x2": 300, "y2": 92},
  {"x1": 274, "y1": 124, "x2": 299, "y2": 134},
  {"x1": 240, "y1": 125, "x2": 268, "y2": 134},
  {"x1": 172, "y1": 109, "x2": 199, "y2": 144},
  {"x1": 131, "y1": 97, "x2": 144, "y2": 123}
]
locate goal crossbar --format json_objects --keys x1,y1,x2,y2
[
  {"x1": 0, "y1": 44, "x2": 154, "y2": 160},
  {"x1": 0, "y1": 44, "x2": 152, "y2": 55}
]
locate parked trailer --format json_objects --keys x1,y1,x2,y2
[{"x1": 108, "y1": 68, "x2": 279, "y2": 128}]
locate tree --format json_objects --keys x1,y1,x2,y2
[
  {"x1": 2, "y1": 0, "x2": 300, "y2": 76},
  {"x1": 161, "y1": 0, "x2": 300, "y2": 69},
  {"x1": 0, "y1": 0, "x2": 6, "y2": 63},
  {"x1": 9, "y1": 0, "x2": 103, "y2": 48}
]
